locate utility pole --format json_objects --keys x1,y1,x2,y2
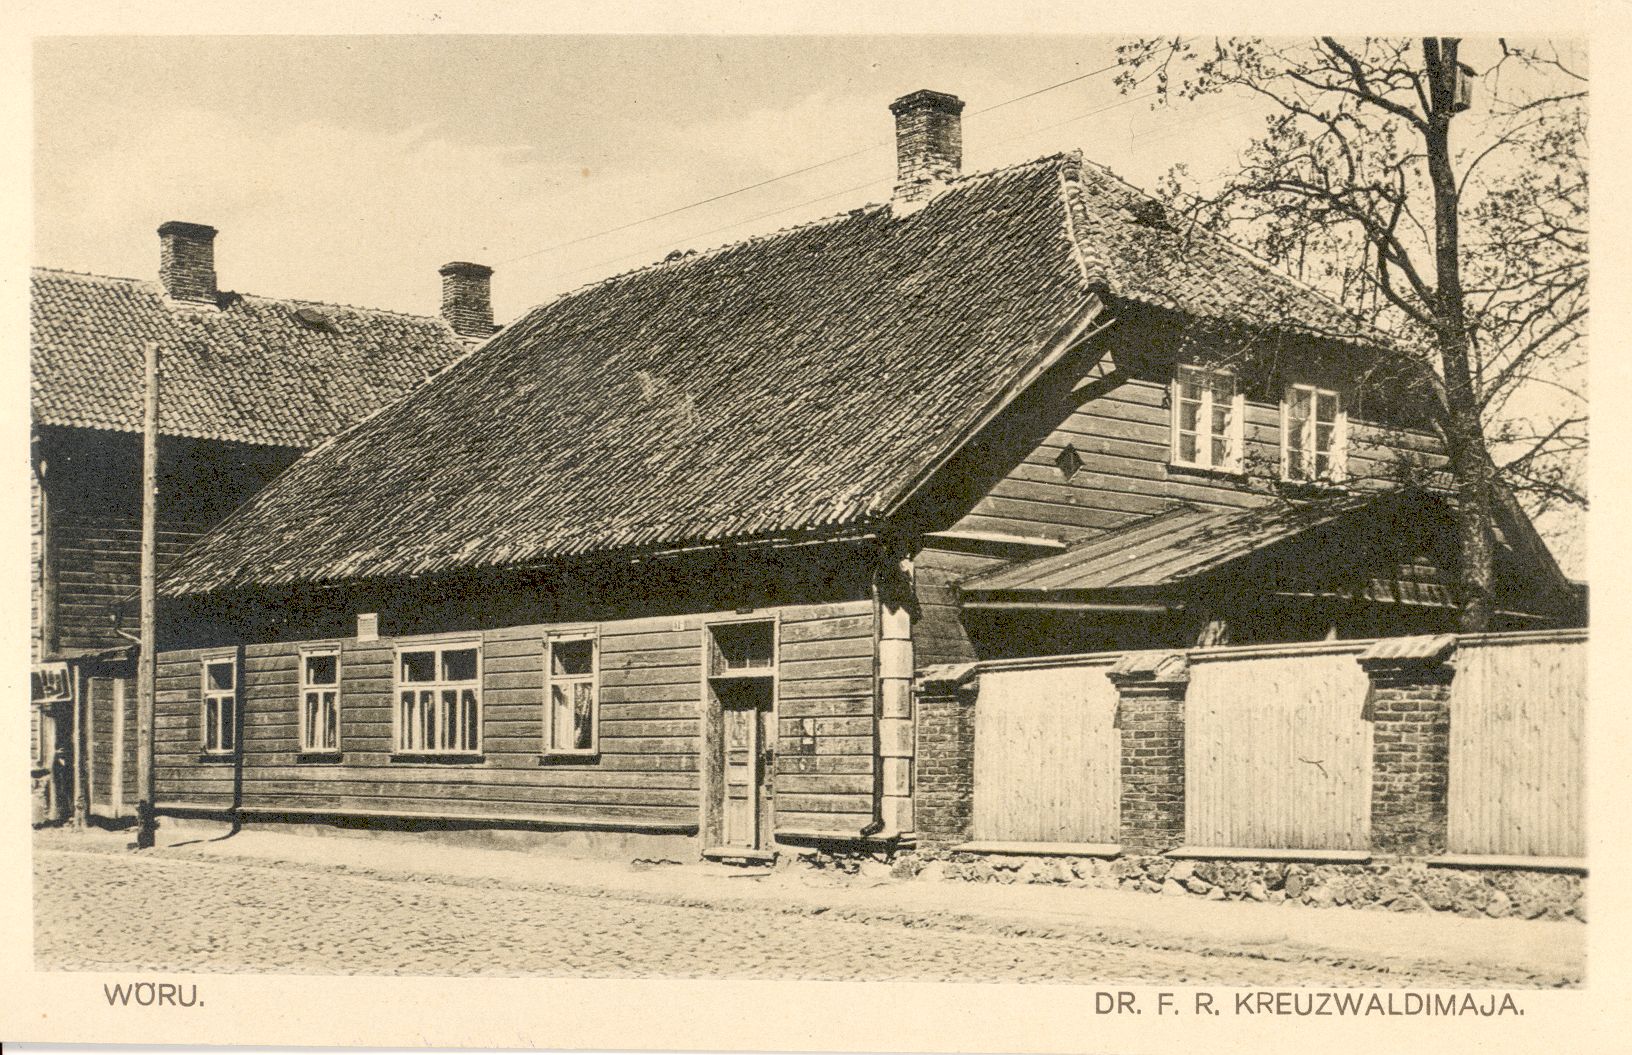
[{"x1": 135, "y1": 340, "x2": 159, "y2": 849}]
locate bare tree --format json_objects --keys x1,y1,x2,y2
[{"x1": 1116, "y1": 36, "x2": 1586, "y2": 629}]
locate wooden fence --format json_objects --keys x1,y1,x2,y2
[
  {"x1": 953, "y1": 630, "x2": 1585, "y2": 860},
  {"x1": 1185, "y1": 643, "x2": 1374, "y2": 851},
  {"x1": 1447, "y1": 630, "x2": 1586, "y2": 857},
  {"x1": 971, "y1": 659, "x2": 1120, "y2": 843}
]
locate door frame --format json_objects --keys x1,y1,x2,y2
[{"x1": 699, "y1": 612, "x2": 780, "y2": 852}]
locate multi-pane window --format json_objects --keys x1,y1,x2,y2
[
  {"x1": 300, "y1": 647, "x2": 341, "y2": 753},
  {"x1": 1171, "y1": 365, "x2": 1244, "y2": 471},
  {"x1": 395, "y1": 643, "x2": 481, "y2": 754},
  {"x1": 201, "y1": 655, "x2": 237, "y2": 754},
  {"x1": 545, "y1": 635, "x2": 598, "y2": 755},
  {"x1": 1282, "y1": 383, "x2": 1347, "y2": 482}
]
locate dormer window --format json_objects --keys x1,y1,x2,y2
[
  {"x1": 1282, "y1": 383, "x2": 1348, "y2": 482},
  {"x1": 1170, "y1": 365, "x2": 1243, "y2": 472}
]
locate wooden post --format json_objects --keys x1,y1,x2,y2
[
  {"x1": 72, "y1": 666, "x2": 86, "y2": 827},
  {"x1": 135, "y1": 340, "x2": 159, "y2": 849}
]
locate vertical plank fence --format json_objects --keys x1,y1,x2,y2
[
  {"x1": 1447, "y1": 630, "x2": 1586, "y2": 857},
  {"x1": 971, "y1": 659, "x2": 1120, "y2": 843},
  {"x1": 1184, "y1": 644, "x2": 1373, "y2": 850}
]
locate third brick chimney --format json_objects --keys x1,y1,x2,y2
[
  {"x1": 889, "y1": 89, "x2": 966, "y2": 207},
  {"x1": 438, "y1": 261, "x2": 495, "y2": 338},
  {"x1": 158, "y1": 220, "x2": 219, "y2": 304}
]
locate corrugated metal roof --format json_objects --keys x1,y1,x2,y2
[{"x1": 961, "y1": 500, "x2": 1369, "y2": 595}]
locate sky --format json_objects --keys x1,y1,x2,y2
[{"x1": 33, "y1": 35, "x2": 1281, "y2": 321}]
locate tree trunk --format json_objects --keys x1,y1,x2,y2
[{"x1": 1423, "y1": 37, "x2": 1497, "y2": 632}]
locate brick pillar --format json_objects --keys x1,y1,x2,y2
[
  {"x1": 1358, "y1": 635, "x2": 1457, "y2": 857},
  {"x1": 912, "y1": 663, "x2": 979, "y2": 846},
  {"x1": 1107, "y1": 651, "x2": 1189, "y2": 854}
]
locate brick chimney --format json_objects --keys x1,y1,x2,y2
[
  {"x1": 157, "y1": 220, "x2": 219, "y2": 304},
  {"x1": 889, "y1": 89, "x2": 965, "y2": 207},
  {"x1": 438, "y1": 261, "x2": 495, "y2": 338}
]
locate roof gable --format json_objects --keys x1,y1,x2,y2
[{"x1": 31, "y1": 269, "x2": 469, "y2": 449}]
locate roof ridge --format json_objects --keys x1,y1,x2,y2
[
  {"x1": 515, "y1": 152, "x2": 1082, "y2": 318},
  {"x1": 32, "y1": 265, "x2": 447, "y2": 326}
]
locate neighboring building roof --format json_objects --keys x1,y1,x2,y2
[
  {"x1": 162, "y1": 152, "x2": 1394, "y2": 597},
  {"x1": 32, "y1": 268, "x2": 471, "y2": 449}
]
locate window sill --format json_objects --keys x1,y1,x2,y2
[
  {"x1": 539, "y1": 752, "x2": 601, "y2": 766},
  {"x1": 296, "y1": 751, "x2": 344, "y2": 764},
  {"x1": 1275, "y1": 477, "x2": 1351, "y2": 496},
  {"x1": 196, "y1": 752, "x2": 238, "y2": 764},
  {"x1": 390, "y1": 752, "x2": 485, "y2": 765},
  {"x1": 1167, "y1": 461, "x2": 1245, "y2": 482}
]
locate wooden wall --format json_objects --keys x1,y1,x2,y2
[
  {"x1": 1184, "y1": 643, "x2": 1374, "y2": 850},
  {"x1": 152, "y1": 599, "x2": 877, "y2": 835},
  {"x1": 1447, "y1": 631, "x2": 1586, "y2": 857},
  {"x1": 954, "y1": 376, "x2": 1444, "y2": 546},
  {"x1": 53, "y1": 514, "x2": 204, "y2": 653}
]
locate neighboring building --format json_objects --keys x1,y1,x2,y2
[
  {"x1": 30, "y1": 222, "x2": 488, "y2": 824},
  {"x1": 151, "y1": 90, "x2": 1577, "y2": 860}
]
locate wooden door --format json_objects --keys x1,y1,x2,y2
[{"x1": 720, "y1": 681, "x2": 774, "y2": 850}]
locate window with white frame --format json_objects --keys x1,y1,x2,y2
[
  {"x1": 545, "y1": 634, "x2": 598, "y2": 755},
  {"x1": 300, "y1": 646, "x2": 341, "y2": 753},
  {"x1": 201, "y1": 654, "x2": 237, "y2": 754},
  {"x1": 1171, "y1": 365, "x2": 1244, "y2": 471},
  {"x1": 1282, "y1": 383, "x2": 1348, "y2": 482},
  {"x1": 395, "y1": 642, "x2": 481, "y2": 754}
]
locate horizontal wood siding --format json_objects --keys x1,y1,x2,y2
[
  {"x1": 972, "y1": 662, "x2": 1120, "y2": 842},
  {"x1": 155, "y1": 600, "x2": 877, "y2": 834},
  {"x1": 912, "y1": 546, "x2": 1011, "y2": 667},
  {"x1": 953, "y1": 377, "x2": 1444, "y2": 545},
  {"x1": 775, "y1": 601, "x2": 876, "y2": 832},
  {"x1": 1448, "y1": 634, "x2": 1586, "y2": 857},
  {"x1": 1185, "y1": 647, "x2": 1373, "y2": 850},
  {"x1": 53, "y1": 512, "x2": 203, "y2": 653}
]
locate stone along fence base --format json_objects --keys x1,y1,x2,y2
[{"x1": 891, "y1": 849, "x2": 1586, "y2": 921}]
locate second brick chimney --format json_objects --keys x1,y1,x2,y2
[
  {"x1": 158, "y1": 220, "x2": 219, "y2": 304},
  {"x1": 889, "y1": 89, "x2": 966, "y2": 208},
  {"x1": 439, "y1": 261, "x2": 495, "y2": 338}
]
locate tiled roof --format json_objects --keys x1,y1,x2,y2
[
  {"x1": 162, "y1": 153, "x2": 1392, "y2": 596},
  {"x1": 32, "y1": 269, "x2": 470, "y2": 448}
]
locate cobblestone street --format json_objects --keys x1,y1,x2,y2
[{"x1": 33, "y1": 835, "x2": 1578, "y2": 986}]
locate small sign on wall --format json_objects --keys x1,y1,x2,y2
[{"x1": 357, "y1": 612, "x2": 379, "y2": 642}]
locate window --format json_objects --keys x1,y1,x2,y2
[
  {"x1": 709, "y1": 620, "x2": 775, "y2": 675},
  {"x1": 1282, "y1": 383, "x2": 1348, "y2": 482},
  {"x1": 201, "y1": 654, "x2": 237, "y2": 754},
  {"x1": 1171, "y1": 365, "x2": 1244, "y2": 472},
  {"x1": 395, "y1": 642, "x2": 481, "y2": 754},
  {"x1": 300, "y1": 647, "x2": 341, "y2": 754},
  {"x1": 545, "y1": 634, "x2": 598, "y2": 755}
]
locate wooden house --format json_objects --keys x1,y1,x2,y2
[
  {"x1": 152, "y1": 90, "x2": 1577, "y2": 859},
  {"x1": 30, "y1": 223, "x2": 483, "y2": 824}
]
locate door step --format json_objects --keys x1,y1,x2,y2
[{"x1": 702, "y1": 846, "x2": 777, "y2": 866}]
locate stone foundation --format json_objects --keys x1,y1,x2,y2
[{"x1": 892, "y1": 849, "x2": 1585, "y2": 921}]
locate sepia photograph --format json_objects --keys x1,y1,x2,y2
[{"x1": 6, "y1": 8, "x2": 1614, "y2": 1051}]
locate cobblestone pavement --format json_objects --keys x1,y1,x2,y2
[{"x1": 34, "y1": 848, "x2": 1546, "y2": 985}]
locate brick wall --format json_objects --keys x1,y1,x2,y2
[{"x1": 913, "y1": 666, "x2": 978, "y2": 844}]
